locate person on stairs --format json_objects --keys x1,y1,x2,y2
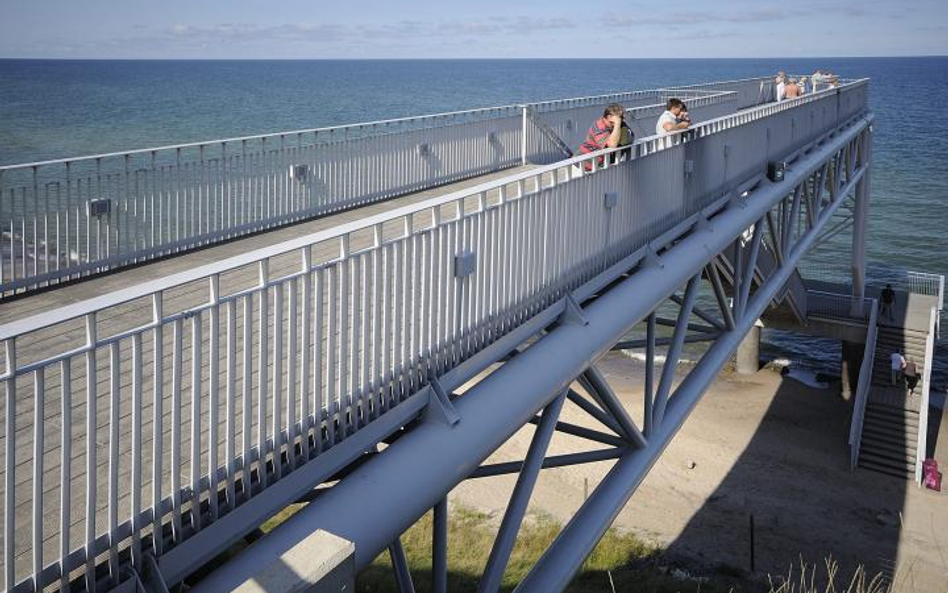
[
  {"x1": 904, "y1": 359, "x2": 920, "y2": 395},
  {"x1": 881, "y1": 284, "x2": 895, "y2": 322},
  {"x1": 890, "y1": 349, "x2": 906, "y2": 386}
]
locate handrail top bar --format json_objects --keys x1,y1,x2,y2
[
  {"x1": 807, "y1": 289, "x2": 873, "y2": 299},
  {"x1": 0, "y1": 78, "x2": 870, "y2": 341},
  {"x1": 0, "y1": 86, "x2": 725, "y2": 172},
  {"x1": 666, "y1": 74, "x2": 775, "y2": 87}
]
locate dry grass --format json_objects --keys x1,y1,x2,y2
[
  {"x1": 357, "y1": 507, "x2": 734, "y2": 593},
  {"x1": 767, "y1": 557, "x2": 889, "y2": 593}
]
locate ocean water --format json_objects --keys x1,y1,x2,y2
[{"x1": 1, "y1": 57, "x2": 946, "y2": 391}]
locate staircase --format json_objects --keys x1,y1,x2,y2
[
  {"x1": 716, "y1": 238, "x2": 809, "y2": 323},
  {"x1": 857, "y1": 325, "x2": 928, "y2": 478}
]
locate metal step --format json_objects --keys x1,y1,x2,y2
[
  {"x1": 861, "y1": 420, "x2": 918, "y2": 442},
  {"x1": 861, "y1": 430, "x2": 918, "y2": 452},
  {"x1": 864, "y1": 406, "x2": 920, "y2": 426},
  {"x1": 860, "y1": 441, "x2": 917, "y2": 463},
  {"x1": 858, "y1": 456, "x2": 915, "y2": 480}
]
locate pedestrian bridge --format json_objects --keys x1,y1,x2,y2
[{"x1": 0, "y1": 76, "x2": 889, "y2": 593}]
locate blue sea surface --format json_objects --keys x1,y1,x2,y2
[{"x1": 1, "y1": 57, "x2": 946, "y2": 390}]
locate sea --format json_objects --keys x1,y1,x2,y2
[{"x1": 1, "y1": 57, "x2": 946, "y2": 399}]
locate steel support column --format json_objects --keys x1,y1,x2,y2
[
  {"x1": 851, "y1": 129, "x2": 871, "y2": 298},
  {"x1": 433, "y1": 498, "x2": 448, "y2": 593},
  {"x1": 475, "y1": 393, "x2": 566, "y2": 593},
  {"x1": 389, "y1": 540, "x2": 416, "y2": 593},
  {"x1": 644, "y1": 313, "x2": 656, "y2": 436},
  {"x1": 653, "y1": 274, "x2": 700, "y2": 426}
]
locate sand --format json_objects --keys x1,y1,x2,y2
[{"x1": 448, "y1": 351, "x2": 948, "y2": 591}]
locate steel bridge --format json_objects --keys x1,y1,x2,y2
[{"x1": 1, "y1": 75, "x2": 936, "y2": 593}]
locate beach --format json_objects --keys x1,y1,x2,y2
[{"x1": 449, "y1": 352, "x2": 948, "y2": 590}]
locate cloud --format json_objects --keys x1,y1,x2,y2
[
  {"x1": 155, "y1": 16, "x2": 575, "y2": 48},
  {"x1": 603, "y1": 8, "x2": 788, "y2": 27}
]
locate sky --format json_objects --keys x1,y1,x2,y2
[{"x1": 1, "y1": 0, "x2": 946, "y2": 59}]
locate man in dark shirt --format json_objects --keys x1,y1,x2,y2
[{"x1": 881, "y1": 284, "x2": 895, "y2": 321}]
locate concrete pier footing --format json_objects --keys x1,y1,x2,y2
[
  {"x1": 839, "y1": 340, "x2": 864, "y2": 401},
  {"x1": 735, "y1": 322, "x2": 761, "y2": 375}
]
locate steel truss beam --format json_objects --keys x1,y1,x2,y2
[
  {"x1": 512, "y1": 120, "x2": 871, "y2": 593},
  {"x1": 475, "y1": 394, "x2": 566, "y2": 593},
  {"x1": 189, "y1": 115, "x2": 872, "y2": 593}
]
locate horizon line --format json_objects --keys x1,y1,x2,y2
[{"x1": 1, "y1": 54, "x2": 946, "y2": 61}]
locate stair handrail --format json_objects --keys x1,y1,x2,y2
[
  {"x1": 915, "y1": 305, "x2": 938, "y2": 484},
  {"x1": 849, "y1": 297, "x2": 878, "y2": 470}
]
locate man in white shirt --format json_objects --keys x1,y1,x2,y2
[
  {"x1": 775, "y1": 72, "x2": 787, "y2": 101},
  {"x1": 655, "y1": 98, "x2": 690, "y2": 136},
  {"x1": 890, "y1": 350, "x2": 906, "y2": 385}
]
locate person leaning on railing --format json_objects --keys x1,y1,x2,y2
[
  {"x1": 784, "y1": 78, "x2": 802, "y2": 99},
  {"x1": 577, "y1": 103, "x2": 634, "y2": 171},
  {"x1": 655, "y1": 98, "x2": 691, "y2": 136}
]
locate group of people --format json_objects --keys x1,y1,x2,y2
[
  {"x1": 774, "y1": 69, "x2": 839, "y2": 101},
  {"x1": 576, "y1": 97, "x2": 691, "y2": 166},
  {"x1": 883, "y1": 283, "x2": 923, "y2": 396},
  {"x1": 890, "y1": 350, "x2": 921, "y2": 395},
  {"x1": 577, "y1": 68, "x2": 843, "y2": 162}
]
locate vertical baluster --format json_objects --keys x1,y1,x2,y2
[
  {"x1": 271, "y1": 283, "x2": 284, "y2": 479},
  {"x1": 59, "y1": 359, "x2": 72, "y2": 593},
  {"x1": 286, "y1": 278, "x2": 298, "y2": 469},
  {"x1": 360, "y1": 251, "x2": 371, "y2": 422},
  {"x1": 257, "y1": 263, "x2": 270, "y2": 489},
  {"x1": 170, "y1": 319, "x2": 184, "y2": 542},
  {"x1": 326, "y1": 265, "x2": 337, "y2": 447},
  {"x1": 225, "y1": 299, "x2": 237, "y2": 509},
  {"x1": 370, "y1": 226, "x2": 382, "y2": 419},
  {"x1": 241, "y1": 296, "x2": 253, "y2": 497},
  {"x1": 32, "y1": 369, "x2": 44, "y2": 593},
  {"x1": 349, "y1": 255, "x2": 361, "y2": 430},
  {"x1": 3, "y1": 339, "x2": 15, "y2": 593},
  {"x1": 338, "y1": 237, "x2": 350, "y2": 438},
  {"x1": 300, "y1": 249, "x2": 312, "y2": 461},
  {"x1": 130, "y1": 333, "x2": 143, "y2": 567},
  {"x1": 108, "y1": 341, "x2": 120, "y2": 584},
  {"x1": 189, "y1": 312, "x2": 203, "y2": 531},
  {"x1": 312, "y1": 266, "x2": 324, "y2": 456},
  {"x1": 380, "y1": 242, "x2": 392, "y2": 414},
  {"x1": 151, "y1": 293, "x2": 164, "y2": 555},
  {"x1": 83, "y1": 315, "x2": 97, "y2": 593},
  {"x1": 207, "y1": 277, "x2": 220, "y2": 522}
]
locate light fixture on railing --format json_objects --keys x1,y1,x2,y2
[
  {"x1": 289, "y1": 164, "x2": 309, "y2": 182},
  {"x1": 87, "y1": 198, "x2": 111, "y2": 217},
  {"x1": 455, "y1": 250, "x2": 476, "y2": 278},
  {"x1": 767, "y1": 161, "x2": 786, "y2": 182}
]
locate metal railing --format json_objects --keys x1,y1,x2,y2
[
  {"x1": 668, "y1": 76, "x2": 776, "y2": 109},
  {"x1": 900, "y1": 271, "x2": 945, "y2": 311},
  {"x1": 0, "y1": 88, "x2": 743, "y2": 298},
  {"x1": 849, "y1": 298, "x2": 879, "y2": 470},
  {"x1": 915, "y1": 306, "x2": 937, "y2": 484},
  {"x1": 806, "y1": 290, "x2": 874, "y2": 321},
  {"x1": 801, "y1": 265, "x2": 943, "y2": 310},
  {"x1": 0, "y1": 78, "x2": 870, "y2": 593}
]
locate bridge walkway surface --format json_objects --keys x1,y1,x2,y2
[{"x1": 0, "y1": 76, "x2": 880, "y2": 593}]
